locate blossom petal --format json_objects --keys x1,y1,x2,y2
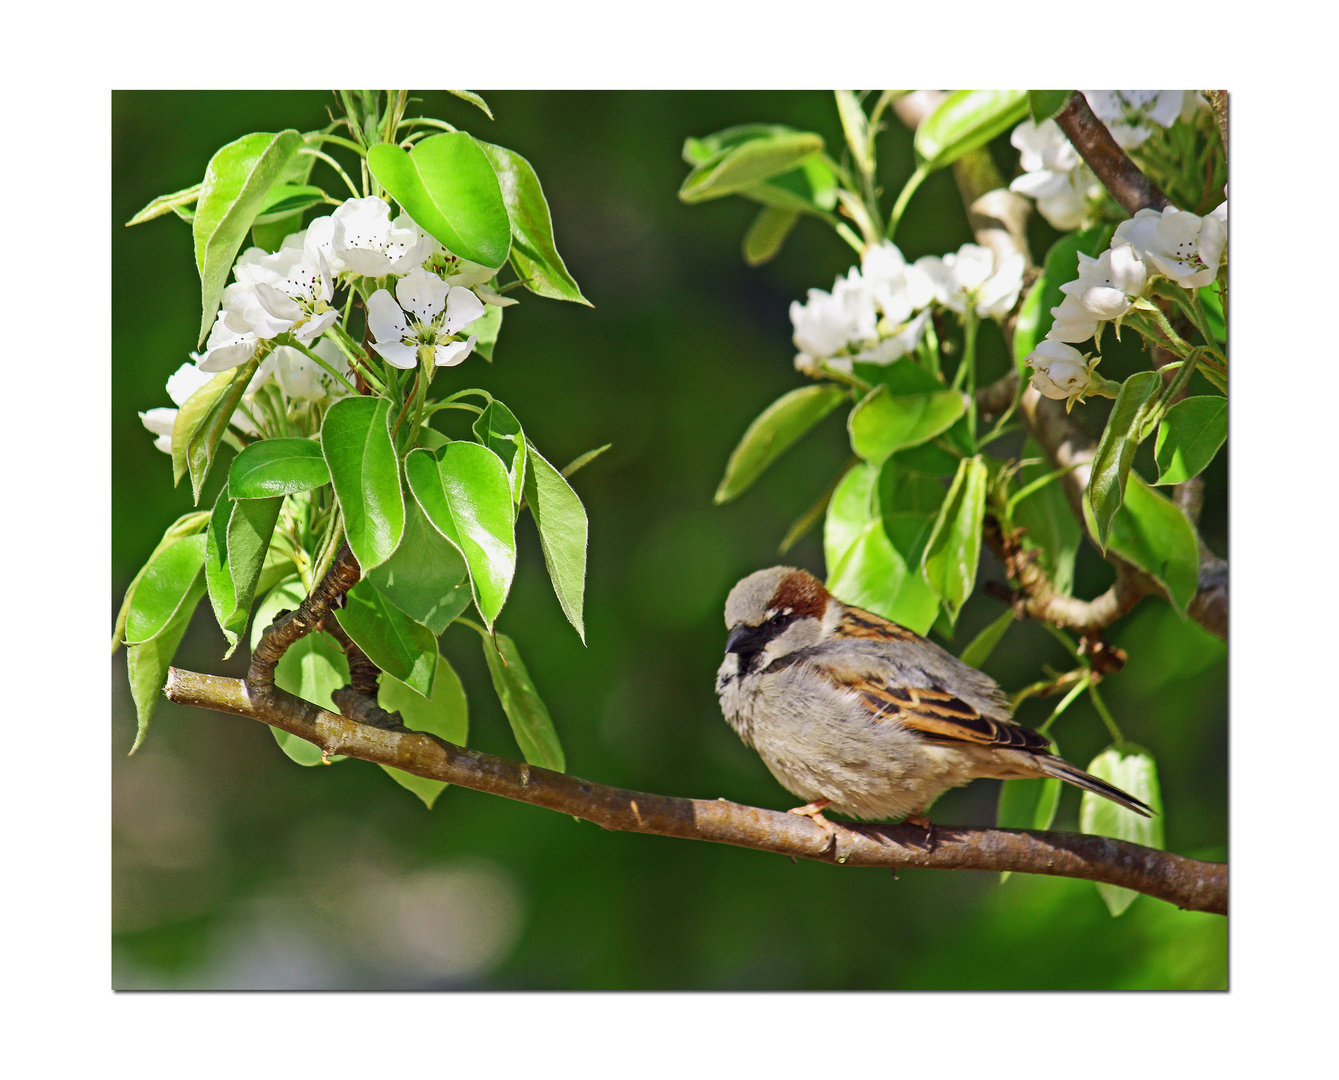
[
  {"x1": 396, "y1": 268, "x2": 450, "y2": 323},
  {"x1": 371, "y1": 340, "x2": 420, "y2": 369},
  {"x1": 366, "y1": 289, "x2": 409, "y2": 345},
  {"x1": 433, "y1": 335, "x2": 476, "y2": 367},
  {"x1": 442, "y1": 285, "x2": 486, "y2": 334}
]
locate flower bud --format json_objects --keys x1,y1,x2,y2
[{"x1": 1027, "y1": 339, "x2": 1094, "y2": 401}]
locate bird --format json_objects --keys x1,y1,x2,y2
[{"x1": 715, "y1": 566, "x2": 1152, "y2": 827}]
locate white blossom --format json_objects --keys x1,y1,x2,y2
[
  {"x1": 1114, "y1": 206, "x2": 1225, "y2": 289},
  {"x1": 1082, "y1": 90, "x2": 1185, "y2": 149},
  {"x1": 1008, "y1": 120, "x2": 1101, "y2": 231},
  {"x1": 367, "y1": 267, "x2": 486, "y2": 369},
  {"x1": 314, "y1": 197, "x2": 437, "y2": 277},
  {"x1": 1026, "y1": 339, "x2": 1096, "y2": 404},
  {"x1": 790, "y1": 271, "x2": 878, "y2": 372},
  {"x1": 1047, "y1": 293, "x2": 1102, "y2": 344},
  {"x1": 916, "y1": 244, "x2": 1024, "y2": 319},
  {"x1": 1059, "y1": 244, "x2": 1149, "y2": 323}
]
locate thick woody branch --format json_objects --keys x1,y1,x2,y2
[
  {"x1": 1054, "y1": 92, "x2": 1171, "y2": 215},
  {"x1": 164, "y1": 668, "x2": 1227, "y2": 915},
  {"x1": 249, "y1": 542, "x2": 361, "y2": 689}
]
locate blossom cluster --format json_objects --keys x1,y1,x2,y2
[
  {"x1": 1026, "y1": 199, "x2": 1227, "y2": 405},
  {"x1": 142, "y1": 195, "x2": 508, "y2": 455},
  {"x1": 790, "y1": 240, "x2": 1023, "y2": 375},
  {"x1": 1009, "y1": 92, "x2": 1207, "y2": 230}
]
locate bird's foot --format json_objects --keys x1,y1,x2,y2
[
  {"x1": 903, "y1": 812, "x2": 936, "y2": 851},
  {"x1": 788, "y1": 799, "x2": 845, "y2": 859}
]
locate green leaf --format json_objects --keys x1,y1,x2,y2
[
  {"x1": 321, "y1": 396, "x2": 405, "y2": 572},
  {"x1": 560, "y1": 443, "x2": 612, "y2": 479},
  {"x1": 834, "y1": 90, "x2": 873, "y2": 177},
  {"x1": 476, "y1": 141, "x2": 589, "y2": 305},
  {"x1": 405, "y1": 443, "x2": 517, "y2": 629},
  {"x1": 378, "y1": 653, "x2": 469, "y2": 808},
  {"x1": 251, "y1": 184, "x2": 329, "y2": 225},
  {"x1": 1090, "y1": 476, "x2": 1199, "y2": 614},
  {"x1": 334, "y1": 580, "x2": 438, "y2": 699},
  {"x1": 915, "y1": 90, "x2": 1028, "y2": 172},
  {"x1": 252, "y1": 137, "x2": 321, "y2": 251},
  {"x1": 715, "y1": 384, "x2": 846, "y2": 504},
  {"x1": 472, "y1": 399, "x2": 527, "y2": 507},
  {"x1": 1199, "y1": 279, "x2": 1226, "y2": 344},
  {"x1": 1088, "y1": 370, "x2": 1161, "y2": 549},
  {"x1": 1154, "y1": 396, "x2": 1226, "y2": 485},
  {"x1": 480, "y1": 631, "x2": 565, "y2": 772},
  {"x1": 848, "y1": 385, "x2": 965, "y2": 467},
  {"x1": 185, "y1": 355, "x2": 262, "y2": 505},
  {"x1": 193, "y1": 130, "x2": 304, "y2": 345},
  {"x1": 367, "y1": 132, "x2": 511, "y2": 270},
  {"x1": 124, "y1": 534, "x2": 208, "y2": 645},
  {"x1": 824, "y1": 462, "x2": 939, "y2": 634},
  {"x1": 448, "y1": 89, "x2": 494, "y2": 119},
  {"x1": 127, "y1": 573, "x2": 206, "y2": 753},
  {"x1": 252, "y1": 579, "x2": 346, "y2": 766},
  {"x1": 921, "y1": 456, "x2": 989, "y2": 624},
  {"x1": 126, "y1": 182, "x2": 201, "y2": 226},
  {"x1": 742, "y1": 206, "x2": 800, "y2": 266},
  {"x1": 170, "y1": 364, "x2": 243, "y2": 490},
  {"x1": 1028, "y1": 90, "x2": 1073, "y2": 123},
  {"x1": 365, "y1": 496, "x2": 471, "y2": 635},
  {"x1": 683, "y1": 123, "x2": 797, "y2": 164},
  {"x1": 1012, "y1": 441, "x2": 1082, "y2": 597},
  {"x1": 679, "y1": 129, "x2": 825, "y2": 204},
  {"x1": 229, "y1": 437, "x2": 330, "y2": 498},
  {"x1": 740, "y1": 156, "x2": 839, "y2": 215},
  {"x1": 958, "y1": 607, "x2": 1016, "y2": 669},
  {"x1": 1014, "y1": 226, "x2": 1112, "y2": 368},
  {"x1": 1080, "y1": 745, "x2": 1165, "y2": 916},
  {"x1": 470, "y1": 302, "x2": 503, "y2": 361},
  {"x1": 113, "y1": 511, "x2": 211, "y2": 653},
  {"x1": 523, "y1": 442, "x2": 589, "y2": 643}
]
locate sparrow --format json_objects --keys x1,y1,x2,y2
[{"x1": 715, "y1": 566, "x2": 1152, "y2": 825}]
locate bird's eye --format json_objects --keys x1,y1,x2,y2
[{"x1": 768, "y1": 612, "x2": 789, "y2": 628}]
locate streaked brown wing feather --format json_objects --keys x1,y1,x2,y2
[{"x1": 815, "y1": 613, "x2": 1049, "y2": 752}]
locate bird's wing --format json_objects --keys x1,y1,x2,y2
[{"x1": 809, "y1": 606, "x2": 1048, "y2": 752}]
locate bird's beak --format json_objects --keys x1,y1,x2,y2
[{"x1": 724, "y1": 623, "x2": 755, "y2": 654}]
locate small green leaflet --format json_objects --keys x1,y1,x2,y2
[
  {"x1": 1080, "y1": 745, "x2": 1165, "y2": 916},
  {"x1": 480, "y1": 631, "x2": 565, "y2": 772},
  {"x1": 715, "y1": 384, "x2": 846, "y2": 504}
]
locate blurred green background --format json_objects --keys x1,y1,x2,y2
[{"x1": 112, "y1": 90, "x2": 1227, "y2": 990}]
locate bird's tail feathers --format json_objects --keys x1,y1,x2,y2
[{"x1": 1033, "y1": 754, "x2": 1154, "y2": 817}]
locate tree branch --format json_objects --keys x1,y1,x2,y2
[
  {"x1": 1053, "y1": 92, "x2": 1172, "y2": 215},
  {"x1": 164, "y1": 667, "x2": 1227, "y2": 915}
]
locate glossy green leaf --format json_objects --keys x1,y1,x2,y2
[
  {"x1": 715, "y1": 384, "x2": 846, "y2": 505},
  {"x1": 915, "y1": 90, "x2": 1028, "y2": 171},
  {"x1": 682, "y1": 123, "x2": 797, "y2": 164},
  {"x1": 470, "y1": 302, "x2": 503, "y2": 361},
  {"x1": 334, "y1": 580, "x2": 437, "y2": 699},
  {"x1": 405, "y1": 443, "x2": 517, "y2": 629},
  {"x1": 193, "y1": 130, "x2": 304, "y2": 345},
  {"x1": 252, "y1": 136, "x2": 321, "y2": 251},
  {"x1": 127, "y1": 573, "x2": 206, "y2": 753},
  {"x1": 252, "y1": 579, "x2": 346, "y2": 766},
  {"x1": 448, "y1": 89, "x2": 494, "y2": 119},
  {"x1": 472, "y1": 400, "x2": 526, "y2": 507},
  {"x1": 477, "y1": 141, "x2": 589, "y2": 305},
  {"x1": 740, "y1": 156, "x2": 839, "y2": 216},
  {"x1": 742, "y1": 206, "x2": 800, "y2": 266},
  {"x1": 1080, "y1": 745, "x2": 1165, "y2": 916},
  {"x1": 523, "y1": 442, "x2": 589, "y2": 643},
  {"x1": 251, "y1": 184, "x2": 328, "y2": 225},
  {"x1": 230, "y1": 437, "x2": 330, "y2": 498},
  {"x1": 1199, "y1": 279, "x2": 1226, "y2": 344},
  {"x1": 1088, "y1": 370, "x2": 1161, "y2": 549},
  {"x1": 1091, "y1": 476, "x2": 1200, "y2": 614},
  {"x1": 321, "y1": 396, "x2": 404, "y2": 573},
  {"x1": 1154, "y1": 396, "x2": 1227, "y2": 485},
  {"x1": 124, "y1": 534, "x2": 208, "y2": 645},
  {"x1": 825, "y1": 462, "x2": 939, "y2": 634},
  {"x1": 480, "y1": 631, "x2": 565, "y2": 772},
  {"x1": 959, "y1": 607, "x2": 1016, "y2": 669},
  {"x1": 679, "y1": 130, "x2": 825, "y2": 204},
  {"x1": 1014, "y1": 226, "x2": 1111, "y2": 368},
  {"x1": 126, "y1": 182, "x2": 201, "y2": 226},
  {"x1": 204, "y1": 489, "x2": 241, "y2": 652},
  {"x1": 1028, "y1": 90, "x2": 1073, "y2": 123},
  {"x1": 1012, "y1": 441, "x2": 1082, "y2": 596},
  {"x1": 379, "y1": 653, "x2": 469, "y2": 808},
  {"x1": 365, "y1": 496, "x2": 471, "y2": 635},
  {"x1": 170, "y1": 365, "x2": 243, "y2": 490},
  {"x1": 113, "y1": 511, "x2": 211, "y2": 653},
  {"x1": 922, "y1": 456, "x2": 989, "y2": 623},
  {"x1": 367, "y1": 133, "x2": 510, "y2": 270},
  {"x1": 224, "y1": 495, "x2": 282, "y2": 651},
  {"x1": 848, "y1": 385, "x2": 965, "y2": 467},
  {"x1": 185, "y1": 355, "x2": 262, "y2": 504}
]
